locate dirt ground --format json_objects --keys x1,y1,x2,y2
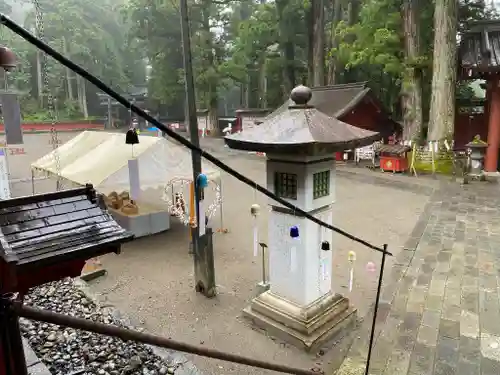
[{"x1": 10, "y1": 133, "x2": 432, "y2": 375}]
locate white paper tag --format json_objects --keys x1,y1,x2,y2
[
  {"x1": 128, "y1": 158, "x2": 140, "y2": 201},
  {"x1": 321, "y1": 259, "x2": 328, "y2": 281},
  {"x1": 199, "y1": 200, "x2": 206, "y2": 236},
  {"x1": 349, "y1": 267, "x2": 354, "y2": 292},
  {"x1": 290, "y1": 246, "x2": 297, "y2": 272},
  {"x1": 253, "y1": 220, "x2": 258, "y2": 257}
]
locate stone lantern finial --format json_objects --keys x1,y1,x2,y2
[{"x1": 290, "y1": 85, "x2": 312, "y2": 106}]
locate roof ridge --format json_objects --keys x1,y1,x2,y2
[{"x1": 311, "y1": 82, "x2": 368, "y2": 91}]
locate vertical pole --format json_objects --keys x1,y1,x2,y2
[
  {"x1": 261, "y1": 244, "x2": 266, "y2": 283},
  {"x1": 107, "y1": 96, "x2": 112, "y2": 129},
  {"x1": 0, "y1": 293, "x2": 29, "y2": 375},
  {"x1": 180, "y1": 0, "x2": 216, "y2": 297},
  {"x1": 485, "y1": 77, "x2": 500, "y2": 172},
  {"x1": 365, "y1": 244, "x2": 388, "y2": 375},
  {"x1": 31, "y1": 169, "x2": 35, "y2": 195}
]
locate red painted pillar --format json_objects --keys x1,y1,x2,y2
[{"x1": 485, "y1": 77, "x2": 500, "y2": 172}]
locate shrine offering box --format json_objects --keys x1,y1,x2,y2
[{"x1": 377, "y1": 144, "x2": 411, "y2": 173}]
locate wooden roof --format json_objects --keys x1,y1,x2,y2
[
  {"x1": 265, "y1": 82, "x2": 372, "y2": 121},
  {"x1": 225, "y1": 85, "x2": 381, "y2": 154},
  {"x1": 459, "y1": 20, "x2": 500, "y2": 79},
  {"x1": 0, "y1": 185, "x2": 133, "y2": 270}
]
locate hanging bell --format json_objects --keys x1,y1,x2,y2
[
  {"x1": 125, "y1": 128, "x2": 139, "y2": 144},
  {"x1": 0, "y1": 46, "x2": 16, "y2": 71},
  {"x1": 290, "y1": 225, "x2": 299, "y2": 238},
  {"x1": 197, "y1": 173, "x2": 209, "y2": 188},
  {"x1": 321, "y1": 241, "x2": 330, "y2": 251}
]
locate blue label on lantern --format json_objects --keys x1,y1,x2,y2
[{"x1": 290, "y1": 225, "x2": 299, "y2": 238}]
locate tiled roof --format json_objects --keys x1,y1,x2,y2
[
  {"x1": 0, "y1": 185, "x2": 133, "y2": 268},
  {"x1": 264, "y1": 82, "x2": 371, "y2": 121}
]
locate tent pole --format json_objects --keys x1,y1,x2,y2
[{"x1": 31, "y1": 169, "x2": 35, "y2": 195}]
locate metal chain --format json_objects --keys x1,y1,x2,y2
[
  {"x1": 34, "y1": 0, "x2": 63, "y2": 191},
  {"x1": 0, "y1": 148, "x2": 10, "y2": 200}
]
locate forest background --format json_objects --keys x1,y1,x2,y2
[{"x1": 0, "y1": 0, "x2": 496, "y2": 140}]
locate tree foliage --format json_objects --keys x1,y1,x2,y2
[
  {"x1": 0, "y1": 0, "x2": 146, "y2": 120},
  {"x1": 0, "y1": 0, "x2": 497, "y2": 132}
]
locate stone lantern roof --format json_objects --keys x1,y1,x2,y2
[{"x1": 224, "y1": 85, "x2": 381, "y2": 155}]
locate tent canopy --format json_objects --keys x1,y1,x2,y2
[{"x1": 31, "y1": 131, "x2": 221, "y2": 193}]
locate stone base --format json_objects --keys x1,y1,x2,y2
[
  {"x1": 256, "y1": 281, "x2": 271, "y2": 296},
  {"x1": 484, "y1": 171, "x2": 500, "y2": 183},
  {"x1": 243, "y1": 291, "x2": 356, "y2": 352}
]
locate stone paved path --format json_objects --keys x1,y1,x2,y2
[{"x1": 337, "y1": 182, "x2": 500, "y2": 375}]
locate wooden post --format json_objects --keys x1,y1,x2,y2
[{"x1": 485, "y1": 77, "x2": 500, "y2": 172}]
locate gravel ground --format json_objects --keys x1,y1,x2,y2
[{"x1": 21, "y1": 279, "x2": 180, "y2": 375}]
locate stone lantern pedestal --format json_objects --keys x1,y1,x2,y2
[{"x1": 225, "y1": 85, "x2": 381, "y2": 352}]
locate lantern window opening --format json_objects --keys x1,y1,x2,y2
[
  {"x1": 313, "y1": 170, "x2": 330, "y2": 199},
  {"x1": 274, "y1": 172, "x2": 297, "y2": 200}
]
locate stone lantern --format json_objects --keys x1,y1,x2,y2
[{"x1": 224, "y1": 85, "x2": 381, "y2": 351}]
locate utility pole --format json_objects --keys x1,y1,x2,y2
[
  {"x1": 179, "y1": 0, "x2": 216, "y2": 297},
  {"x1": 107, "y1": 96, "x2": 112, "y2": 129}
]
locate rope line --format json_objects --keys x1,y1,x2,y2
[{"x1": 0, "y1": 14, "x2": 391, "y2": 256}]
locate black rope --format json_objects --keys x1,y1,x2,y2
[{"x1": 0, "y1": 14, "x2": 391, "y2": 256}]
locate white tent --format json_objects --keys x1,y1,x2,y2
[{"x1": 31, "y1": 131, "x2": 221, "y2": 198}]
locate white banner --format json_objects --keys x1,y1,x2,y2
[{"x1": 0, "y1": 148, "x2": 11, "y2": 200}]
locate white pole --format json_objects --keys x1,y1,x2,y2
[{"x1": 219, "y1": 180, "x2": 224, "y2": 232}]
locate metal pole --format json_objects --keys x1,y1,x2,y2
[
  {"x1": 179, "y1": 0, "x2": 215, "y2": 297},
  {"x1": 364, "y1": 244, "x2": 388, "y2": 375},
  {"x1": 31, "y1": 169, "x2": 35, "y2": 195},
  {"x1": 261, "y1": 243, "x2": 266, "y2": 283},
  {"x1": 107, "y1": 96, "x2": 112, "y2": 129},
  {"x1": 16, "y1": 304, "x2": 318, "y2": 375},
  {"x1": 0, "y1": 293, "x2": 29, "y2": 375}
]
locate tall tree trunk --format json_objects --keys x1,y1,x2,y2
[
  {"x1": 81, "y1": 81, "x2": 88, "y2": 119},
  {"x1": 428, "y1": 0, "x2": 458, "y2": 141},
  {"x1": 307, "y1": 4, "x2": 314, "y2": 85},
  {"x1": 201, "y1": 3, "x2": 218, "y2": 135},
  {"x1": 276, "y1": 0, "x2": 296, "y2": 96},
  {"x1": 62, "y1": 36, "x2": 73, "y2": 101},
  {"x1": 76, "y1": 75, "x2": 89, "y2": 118},
  {"x1": 312, "y1": 0, "x2": 325, "y2": 86},
  {"x1": 258, "y1": 54, "x2": 268, "y2": 108},
  {"x1": 327, "y1": 0, "x2": 342, "y2": 85},
  {"x1": 402, "y1": 0, "x2": 423, "y2": 140},
  {"x1": 347, "y1": 0, "x2": 360, "y2": 26},
  {"x1": 240, "y1": 0, "x2": 252, "y2": 108},
  {"x1": 36, "y1": 51, "x2": 43, "y2": 106}
]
